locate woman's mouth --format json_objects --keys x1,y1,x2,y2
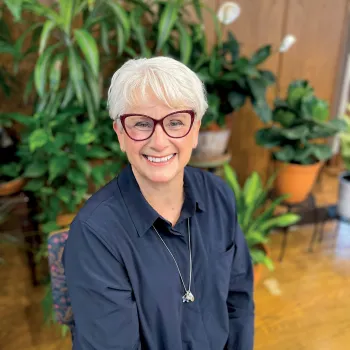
[{"x1": 143, "y1": 153, "x2": 176, "y2": 164}]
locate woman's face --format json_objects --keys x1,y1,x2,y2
[{"x1": 113, "y1": 94, "x2": 200, "y2": 185}]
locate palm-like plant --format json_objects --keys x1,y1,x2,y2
[{"x1": 223, "y1": 163, "x2": 300, "y2": 269}]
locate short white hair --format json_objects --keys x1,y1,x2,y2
[{"x1": 107, "y1": 56, "x2": 208, "y2": 121}]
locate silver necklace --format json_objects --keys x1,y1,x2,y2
[{"x1": 152, "y1": 218, "x2": 194, "y2": 303}]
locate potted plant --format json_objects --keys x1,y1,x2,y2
[
  {"x1": 256, "y1": 80, "x2": 347, "y2": 203},
  {"x1": 338, "y1": 105, "x2": 350, "y2": 220},
  {"x1": 184, "y1": 31, "x2": 275, "y2": 157},
  {"x1": 223, "y1": 163, "x2": 300, "y2": 284},
  {"x1": 4, "y1": 101, "x2": 125, "y2": 234}
]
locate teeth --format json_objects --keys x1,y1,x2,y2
[{"x1": 146, "y1": 154, "x2": 174, "y2": 163}]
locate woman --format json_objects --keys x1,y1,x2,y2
[{"x1": 63, "y1": 56, "x2": 254, "y2": 350}]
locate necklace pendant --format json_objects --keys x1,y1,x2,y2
[{"x1": 182, "y1": 291, "x2": 195, "y2": 303}]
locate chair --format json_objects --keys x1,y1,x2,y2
[{"x1": 47, "y1": 229, "x2": 75, "y2": 338}]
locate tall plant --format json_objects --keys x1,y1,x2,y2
[
  {"x1": 5, "y1": 0, "x2": 137, "y2": 121},
  {"x1": 223, "y1": 163, "x2": 300, "y2": 269}
]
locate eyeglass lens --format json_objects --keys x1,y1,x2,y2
[{"x1": 124, "y1": 112, "x2": 192, "y2": 140}]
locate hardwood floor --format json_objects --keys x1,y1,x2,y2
[{"x1": 0, "y1": 167, "x2": 349, "y2": 350}]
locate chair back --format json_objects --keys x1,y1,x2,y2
[{"x1": 47, "y1": 229, "x2": 75, "y2": 336}]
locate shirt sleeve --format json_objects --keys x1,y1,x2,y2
[
  {"x1": 226, "y1": 202, "x2": 255, "y2": 350},
  {"x1": 62, "y1": 218, "x2": 140, "y2": 350}
]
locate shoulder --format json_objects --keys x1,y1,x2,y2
[
  {"x1": 185, "y1": 166, "x2": 236, "y2": 212},
  {"x1": 69, "y1": 175, "x2": 127, "y2": 241}
]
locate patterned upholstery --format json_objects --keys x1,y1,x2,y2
[{"x1": 47, "y1": 229, "x2": 75, "y2": 337}]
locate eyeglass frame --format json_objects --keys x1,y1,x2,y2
[{"x1": 118, "y1": 109, "x2": 196, "y2": 141}]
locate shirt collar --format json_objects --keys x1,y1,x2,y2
[{"x1": 117, "y1": 164, "x2": 205, "y2": 237}]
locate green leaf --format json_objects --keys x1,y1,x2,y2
[
  {"x1": 310, "y1": 143, "x2": 332, "y2": 161},
  {"x1": 58, "y1": 0, "x2": 74, "y2": 34},
  {"x1": 100, "y1": 22, "x2": 110, "y2": 54},
  {"x1": 57, "y1": 186, "x2": 71, "y2": 204},
  {"x1": 245, "y1": 231, "x2": 268, "y2": 247},
  {"x1": 34, "y1": 44, "x2": 58, "y2": 97},
  {"x1": 87, "y1": 146, "x2": 110, "y2": 158},
  {"x1": 228, "y1": 91, "x2": 246, "y2": 111},
  {"x1": 260, "y1": 70, "x2": 276, "y2": 85},
  {"x1": 76, "y1": 159, "x2": 92, "y2": 176},
  {"x1": 192, "y1": 0, "x2": 203, "y2": 21},
  {"x1": 4, "y1": 0, "x2": 24, "y2": 22},
  {"x1": 223, "y1": 163, "x2": 241, "y2": 198},
  {"x1": 255, "y1": 127, "x2": 281, "y2": 148},
  {"x1": 29, "y1": 129, "x2": 49, "y2": 151},
  {"x1": 223, "y1": 31, "x2": 239, "y2": 61},
  {"x1": 49, "y1": 53, "x2": 64, "y2": 92},
  {"x1": 280, "y1": 125, "x2": 309, "y2": 140},
  {"x1": 68, "y1": 47, "x2": 84, "y2": 105},
  {"x1": 82, "y1": 84, "x2": 96, "y2": 123},
  {"x1": 74, "y1": 29, "x2": 99, "y2": 77},
  {"x1": 23, "y1": 162, "x2": 47, "y2": 178},
  {"x1": 260, "y1": 213, "x2": 300, "y2": 232},
  {"x1": 67, "y1": 168, "x2": 87, "y2": 186},
  {"x1": 41, "y1": 222, "x2": 60, "y2": 234},
  {"x1": 23, "y1": 179, "x2": 44, "y2": 191},
  {"x1": 250, "y1": 45, "x2": 271, "y2": 66},
  {"x1": 252, "y1": 99, "x2": 272, "y2": 123},
  {"x1": 176, "y1": 22, "x2": 192, "y2": 65},
  {"x1": 130, "y1": 7, "x2": 150, "y2": 57},
  {"x1": 76, "y1": 130, "x2": 96, "y2": 145},
  {"x1": 49, "y1": 155, "x2": 70, "y2": 183},
  {"x1": 91, "y1": 165, "x2": 106, "y2": 186},
  {"x1": 107, "y1": 0, "x2": 130, "y2": 42},
  {"x1": 156, "y1": 1, "x2": 179, "y2": 52},
  {"x1": 273, "y1": 109, "x2": 296, "y2": 127},
  {"x1": 312, "y1": 99, "x2": 329, "y2": 122},
  {"x1": 274, "y1": 145, "x2": 295, "y2": 162},
  {"x1": 39, "y1": 20, "x2": 55, "y2": 54}
]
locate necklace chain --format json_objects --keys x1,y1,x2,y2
[{"x1": 152, "y1": 218, "x2": 193, "y2": 297}]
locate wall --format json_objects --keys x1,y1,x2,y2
[
  {"x1": 213, "y1": 0, "x2": 350, "y2": 183},
  {"x1": 1, "y1": 0, "x2": 349, "y2": 183}
]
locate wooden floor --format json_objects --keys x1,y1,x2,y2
[{"x1": 0, "y1": 167, "x2": 349, "y2": 349}]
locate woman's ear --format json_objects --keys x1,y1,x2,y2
[
  {"x1": 113, "y1": 121, "x2": 125, "y2": 152},
  {"x1": 192, "y1": 119, "x2": 201, "y2": 148}
]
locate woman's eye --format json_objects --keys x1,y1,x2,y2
[
  {"x1": 169, "y1": 120, "x2": 184, "y2": 126},
  {"x1": 135, "y1": 122, "x2": 151, "y2": 128}
]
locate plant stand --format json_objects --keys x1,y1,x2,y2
[
  {"x1": 268, "y1": 190, "x2": 320, "y2": 261},
  {"x1": 310, "y1": 204, "x2": 350, "y2": 251},
  {"x1": 189, "y1": 152, "x2": 231, "y2": 177}
]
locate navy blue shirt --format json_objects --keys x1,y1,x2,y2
[{"x1": 63, "y1": 164, "x2": 254, "y2": 349}]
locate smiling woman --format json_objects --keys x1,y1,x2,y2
[
  {"x1": 63, "y1": 56, "x2": 255, "y2": 350},
  {"x1": 109, "y1": 57, "x2": 207, "y2": 185}
]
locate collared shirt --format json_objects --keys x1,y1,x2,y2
[{"x1": 63, "y1": 164, "x2": 254, "y2": 350}]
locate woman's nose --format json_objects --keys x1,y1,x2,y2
[{"x1": 150, "y1": 124, "x2": 168, "y2": 150}]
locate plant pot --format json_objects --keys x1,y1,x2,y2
[
  {"x1": 56, "y1": 212, "x2": 76, "y2": 227},
  {"x1": 273, "y1": 160, "x2": 323, "y2": 204},
  {"x1": 193, "y1": 128, "x2": 231, "y2": 157},
  {"x1": 253, "y1": 243, "x2": 269, "y2": 286},
  {"x1": 0, "y1": 177, "x2": 26, "y2": 196},
  {"x1": 337, "y1": 171, "x2": 350, "y2": 221}
]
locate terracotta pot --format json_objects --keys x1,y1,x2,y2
[
  {"x1": 56, "y1": 212, "x2": 76, "y2": 227},
  {"x1": 193, "y1": 128, "x2": 231, "y2": 157},
  {"x1": 253, "y1": 243, "x2": 269, "y2": 286},
  {"x1": 0, "y1": 177, "x2": 26, "y2": 196},
  {"x1": 273, "y1": 160, "x2": 323, "y2": 204}
]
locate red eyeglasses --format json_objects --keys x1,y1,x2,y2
[{"x1": 118, "y1": 110, "x2": 196, "y2": 141}]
